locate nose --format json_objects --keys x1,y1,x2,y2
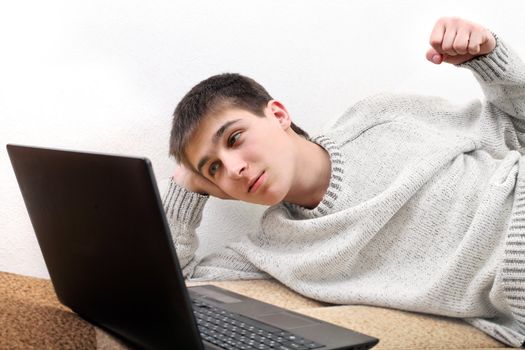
[{"x1": 222, "y1": 153, "x2": 247, "y2": 179}]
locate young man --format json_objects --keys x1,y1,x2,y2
[{"x1": 164, "y1": 17, "x2": 525, "y2": 347}]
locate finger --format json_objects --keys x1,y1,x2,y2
[
  {"x1": 425, "y1": 47, "x2": 443, "y2": 64},
  {"x1": 194, "y1": 174, "x2": 232, "y2": 199},
  {"x1": 429, "y1": 19, "x2": 446, "y2": 54},
  {"x1": 467, "y1": 30, "x2": 482, "y2": 55},
  {"x1": 453, "y1": 27, "x2": 470, "y2": 55},
  {"x1": 442, "y1": 26, "x2": 458, "y2": 56},
  {"x1": 478, "y1": 29, "x2": 496, "y2": 55}
]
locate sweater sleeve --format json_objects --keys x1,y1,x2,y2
[
  {"x1": 458, "y1": 34, "x2": 525, "y2": 121},
  {"x1": 162, "y1": 177, "x2": 208, "y2": 278},
  {"x1": 162, "y1": 177, "x2": 269, "y2": 281}
]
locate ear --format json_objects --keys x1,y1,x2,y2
[{"x1": 267, "y1": 100, "x2": 292, "y2": 130}]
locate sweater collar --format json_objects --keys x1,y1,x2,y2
[{"x1": 282, "y1": 135, "x2": 345, "y2": 218}]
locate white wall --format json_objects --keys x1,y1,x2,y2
[{"x1": 1, "y1": 0, "x2": 524, "y2": 278}]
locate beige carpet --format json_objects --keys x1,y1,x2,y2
[{"x1": 0, "y1": 272, "x2": 512, "y2": 349}]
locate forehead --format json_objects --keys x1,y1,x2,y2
[
  {"x1": 183, "y1": 108, "x2": 260, "y2": 169},
  {"x1": 193, "y1": 108, "x2": 254, "y2": 144}
]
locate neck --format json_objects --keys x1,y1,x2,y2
[{"x1": 284, "y1": 135, "x2": 331, "y2": 209}]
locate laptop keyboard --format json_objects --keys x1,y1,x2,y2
[{"x1": 192, "y1": 299, "x2": 324, "y2": 350}]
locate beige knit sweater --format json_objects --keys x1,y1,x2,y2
[{"x1": 163, "y1": 35, "x2": 525, "y2": 347}]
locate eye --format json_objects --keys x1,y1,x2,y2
[
  {"x1": 208, "y1": 161, "x2": 220, "y2": 177},
  {"x1": 228, "y1": 132, "x2": 242, "y2": 147}
]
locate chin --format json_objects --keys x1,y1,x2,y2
[{"x1": 259, "y1": 190, "x2": 288, "y2": 206}]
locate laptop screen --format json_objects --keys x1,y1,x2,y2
[{"x1": 7, "y1": 144, "x2": 204, "y2": 349}]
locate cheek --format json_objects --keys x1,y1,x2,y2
[
  {"x1": 239, "y1": 143, "x2": 263, "y2": 163},
  {"x1": 216, "y1": 178, "x2": 244, "y2": 197}
]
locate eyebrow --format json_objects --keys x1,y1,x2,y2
[{"x1": 196, "y1": 119, "x2": 241, "y2": 174}]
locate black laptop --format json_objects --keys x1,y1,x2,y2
[{"x1": 7, "y1": 144, "x2": 379, "y2": 350}]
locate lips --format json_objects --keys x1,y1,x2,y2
[{"x1": 248, "y1": 171, "x2": 265, "y2": 193}]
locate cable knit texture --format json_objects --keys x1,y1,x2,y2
[{"x1": 164, "y1": 35, "x2": 525, "y2": 347}]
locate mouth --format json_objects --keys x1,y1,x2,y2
[{"x1": 248, "y1": 171, "x2": 265, "y2": 193}]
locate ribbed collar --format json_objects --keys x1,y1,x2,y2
[{"x1": 282, "y1": 135, "x2": 345, "y2": 219}]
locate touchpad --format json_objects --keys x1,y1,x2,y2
[{"x1": 257, "y1": 313, "x2": 319, "y2": 329}]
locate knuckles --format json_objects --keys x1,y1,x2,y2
[{"x1": 452, "y1": 41, "x2": 469, "y2": 54}]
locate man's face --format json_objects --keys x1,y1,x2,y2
[{"x1": 184, "y1": 102, "x2": 296, "y2": 205}]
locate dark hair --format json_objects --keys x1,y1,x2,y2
[{"x1": 169, "y1": 73, "x2": 308, "y2": 166}]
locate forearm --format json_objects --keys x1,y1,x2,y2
[
  {"x1": 191, "y1": 247, "x2": 270, "y2": 281},
  {"x1": 162, "y1": 178, "x2": 267, "y2": 281},
  {"x1": 163, "y1": 177, "x2": 208, "y2": 278}
]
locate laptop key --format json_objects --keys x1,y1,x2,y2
[{"x1": 193, "y1": 298, "x2": 325, "y2": 350}]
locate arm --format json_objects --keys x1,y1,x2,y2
[
  {"x1": 162, "y1": 177, "x2": 208, "y2": 278},
  {"x1": 427, "y1": 17, "x2": 525, "y2": 120},
  {"x1": 163, "y1": 168, "x2": 268, "y2": 280}
]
